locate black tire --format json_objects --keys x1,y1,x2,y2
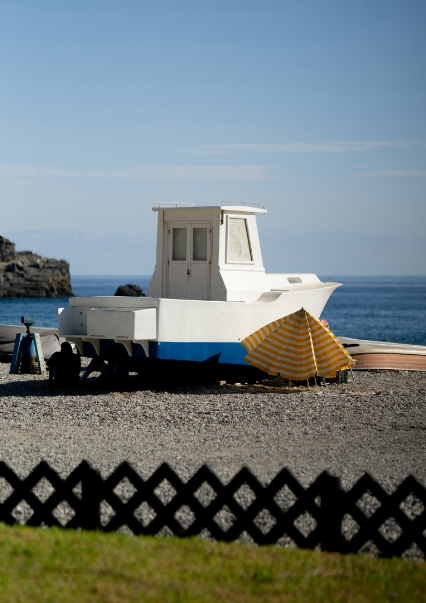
[{"x1": 102, "y1": 344, "x2": 130, "y2": 386}]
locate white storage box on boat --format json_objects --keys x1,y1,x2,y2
[{"x1": 87, "y1": 308, "x2": 156, "y2": 340}]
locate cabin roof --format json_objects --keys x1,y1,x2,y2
[{"x1": 152, "y1": 203, "x2": 267, "y2": 214}]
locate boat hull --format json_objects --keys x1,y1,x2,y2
[{"x1": 59, "y1": 281, "x2": 340, "y2": 366}]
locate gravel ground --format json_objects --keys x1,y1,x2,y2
[{"x1": 0, "y1": 362, "x2": 425, "y2": 557}]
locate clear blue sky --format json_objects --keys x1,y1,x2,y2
[{"x1": 1, "y1": 0, "x2": 425, "y2": 275}]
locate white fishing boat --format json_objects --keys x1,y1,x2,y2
[{"x1": 58, "y1": 203, "x2": 341, "y2": 381}]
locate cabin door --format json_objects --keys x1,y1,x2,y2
[{"x1": 167, "y1": 223, "x2": 211, "y2": 300}]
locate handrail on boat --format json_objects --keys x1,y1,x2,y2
[
  {"x1": 153, "y1": 202, "x2": 199, "y2": 207},
  {"x1": 153, "y1": 201, "x2": 266, "y2": 209},
  {"x1": 221, "y1": 200, "x2": 266, "y2": 209}
]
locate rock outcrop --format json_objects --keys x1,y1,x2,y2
[
  {"x1": 114, "y1": 284, "x2": 145, "y2": 297},
  {"x1": 0, "y1": 235, "x2": 73, "y2": 298}
]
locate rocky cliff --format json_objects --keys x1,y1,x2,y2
[{"x1": 0, "y1": 235, "x2": 73, "y2": 298}]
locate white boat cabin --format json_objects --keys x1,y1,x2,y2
[{"x1": 148, "y1": 203, "x2": 318, "y2": 303}]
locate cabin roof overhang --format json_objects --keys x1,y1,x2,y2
[{"x1": 152, "y1": 204, "x2": 267, "y2": 215}]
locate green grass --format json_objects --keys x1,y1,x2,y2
[{"x1": 0, "y1": 524, "x2": 424, "y2": 602}]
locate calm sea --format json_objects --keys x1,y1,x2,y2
[{"x1": 0, "y1": 275, "x2": 425, "y2": 346}]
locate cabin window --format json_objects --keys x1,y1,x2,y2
[
  {"x1": 228, "y1": 218, "x2": 252, "y2": 262},
  {"x1": 193, "y1": 228, "x2": 208, "y2": 261},
  {"x1": 172, "y1": 228, "x2": 187, "y2": 261},
  {"x1": 287, "y1": 277, "x2": 302, "y2": 284}
]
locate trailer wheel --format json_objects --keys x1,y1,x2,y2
[{"x1": 103, "y1": 344, "x2": 130, "y2": 386}]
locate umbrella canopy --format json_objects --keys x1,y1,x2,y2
[{"x1": 241, "y1": 308, "x2": 355, "y2": 380}]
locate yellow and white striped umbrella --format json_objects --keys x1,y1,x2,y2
[{"x1": 241, "y1": 308, "x2": 355, "y2": 380}]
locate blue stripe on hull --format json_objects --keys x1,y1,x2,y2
[{"x1": 149, "y1": 341, "x2": 248, "y2": 365}]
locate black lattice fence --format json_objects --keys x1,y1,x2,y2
[{"x1": 0, "y1": 460, "x2": 425, "y2": 558}]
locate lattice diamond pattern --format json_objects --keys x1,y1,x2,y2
[
  {"x1": 0, "y1": 460, "x2": 424, "y2": 557},
  {"x1": 343, "y1": 474, "x2": 426, "y2": 557},
  {"x1": 113, "y1": 476, "x2": 138, "y2": 504},
  {"x1": 355, "y1": 491, "x2": 382, "y2": 518},
  {"x1": 293, "y1": 511, "x2": 317, "y2": 537},
  {"x1": 153, "y1": 479, "x2": 177, "y2": 505},
  {"x1": 378, "y1": 517, "x2": 403, "y2": 544},
  {"x1": 0, "y1": 477, "x2": 14, "y2": 504},
  {"x1": 174, "y1": 504, "x2": 196, "y2": 531},
  {"x1": 273, "y1": 483, "x2": 298, "y2": 512},
  {"x1": 32, "y1": 476, "x2": 55, "y2": 503},
  {"x1": 233, "y1": 484, "x2": 257, "y2": 511},
  {"x1": 52, "y1": 501, "x2": 76, "y2": 527},
  {"x1": 213, "y1": 505, "x2": 237, "y2": 532},
  {"x1": 193, "y1": 481, "x2": 217, "y2": 507},
  {"x1": 342, "y1": 513, "x2": 361, "y2": 540},
  {"x1": 11, "y1": 501, "x2": 34, "y2": 523},
  {"x1": 399, "y1": 493, "x2": 425, "y2": 520},
  {"x1": 133, "y1": 501, "x2": 157, "y2": 528},
  {"x1": 253, "y1": 508, "x2": 277, "y2": 535},
  {"x1": 100, "y1": 500, "x2": 116, "y2": 527}
]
